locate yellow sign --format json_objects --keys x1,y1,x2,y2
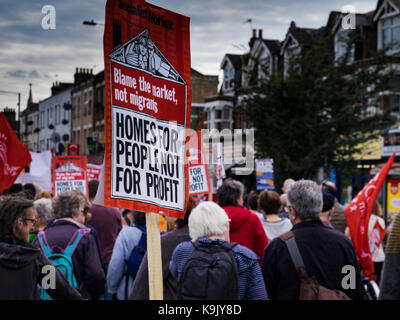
[
  {"x1": 387, "y1": 179, "x2": 400, "y2": 224},
  {"x1": 352, "y1": 137, "x2": 381, "y2": 160}
]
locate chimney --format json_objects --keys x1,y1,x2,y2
[
  {"x1": 74, "y1": 67, "x2": 93, "y2": 84},
  {"x1": 258, "y1": 29, "x2": 263, "y2": 39},
  {"x1": 249, "y1": 29, "x2": 258, "y2": 49}
]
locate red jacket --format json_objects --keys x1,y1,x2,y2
[{"x1": 223, "y1": 206, "x2": 268, "y2": 262}]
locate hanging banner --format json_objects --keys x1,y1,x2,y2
[
  {"x1": 15, "y1": 151, "x2": 52, "y2": 192},
  {"x1": 255, "y1": 158, "x2": 274, "y2": 190},
  {"x1": 87, "y1": 163, "x2": 102, "y2": 181},
  {"x1": 345, "y1": 152, "x2": 395, "y2": 277},
  {"x1": 188, "y1": 130, "x2": 211, "y2": 195},
  {"x1": 103, "y1": 0, "x2": 191, "y2": 218},
  {"x1": 52, "y1": 156, "x2": 88, "y2": 197}
]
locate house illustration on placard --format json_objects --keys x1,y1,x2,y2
[
  {"x1": 110, "y1": 29, "x2": 186, "y2": 85},
  {"x1": 55, "y1": 162, "x2": 84, "y2": 172}
]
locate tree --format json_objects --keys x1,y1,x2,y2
[{"x1": 242, "y1": 31, "x2": 399, "y2": 190}]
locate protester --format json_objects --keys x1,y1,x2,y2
[
  {"x1": 107, "y1": 210, "x2": 147, "y2": 300},
  {"x1": 34, "y1": 191, "x2": 52, "y2": 201},
  {"x1": 121, "y1": 209, "x2": 134, "y2": 227},
  {"x1": 368, "y1": 201, "x2": 385, "y2": 284},
  {"x1": 0, "y1": 195, "x2": 83, "y2": 300},
  {"x1": 2, "y1": 183, "x2": 23, "y2": 196},
  {"x1": 379, "y1": 211, "x2": 400, "y2": 300},
  {"x1": 87, "y1": 179, "x2": 122, "y2": 296},
  {"x1": 258, "y1": 190, "x2": 292, "y2": 241},
  {"x1": 321, "y1": 180, "x2": 347, "y2": 233},
  {"x1": 129, "y1": 196, "x2": 197, "y2": 300},
  {"x1": 170, "y1": 201, "x2": 268, "y2": 300},
  {"x1": 320, "y1": 191, "x2": 335, "y2": 229},
  {"x1": 262, "y1": 180, "x2": 366, "y2": 300},
  {"x1": 217, "y1": 178, "x2": 268, "y2": 262},
  {"x1": 278, "y1": 193, "x2": 289, "y2": 219},
  {"x1": 32, "y1": 190, "x2": 105, "y2": 300},
  {"x1": 247, "y1": 192, "x2": 264, "y2": 222},
  {"x1": 281, "y1": 178, "x2": 295, "y2": 194},
  {"x1": 30, "y1": 198, "x2": 54, "y2": 243},
  {"x1": 23, "y1": 183, "x2": 38, "y2": 200}
]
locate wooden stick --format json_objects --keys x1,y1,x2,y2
[
  {"x1": 21, "y1": 168, "x2": 25, "y2": 185},
  {"x1": 146, "y1": 211, "x2": 163, "y2": 300}
]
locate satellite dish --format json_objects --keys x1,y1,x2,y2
[{"x1": 51, "y1": 132, "x2": 61, "y2": 144}]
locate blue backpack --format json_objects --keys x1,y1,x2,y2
[
  {"x1": 37, "y1": 229, "x2": 88, "y2": 300},
  {"x1": 124, "y1": 224, "x2": 147, "y2": 299}
]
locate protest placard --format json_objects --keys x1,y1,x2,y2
[
  {"x1": 87, "y1": 163, "x2": 102, "y2": 181},
  {"x1": 104, "y1": 0, "x2": 191, "y2": 219},
  {"x1": 52, "y1": 156, "x2": 88, "y2": 197},
  {"x1": 255, "y1": 158, "x2": 274, "y2": 190},
  {"x1": 188, "y1": 130, "x2": 210, "y2": 195},
  {"x1": 104, "y1": 0, "x2": 191, "y2": 299},
  {"x1": 16, "y1": 151, "x2": 52, "y2": 192}
]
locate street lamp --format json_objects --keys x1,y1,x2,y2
[
  {"x1": 83, "y1": 20, "x2": 104, "y2": 26},
  {"x1": 0, "y1": 90, "x2": 21, "y2": 138}
]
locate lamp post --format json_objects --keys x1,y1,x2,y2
[
  {"x1": 0, "y1": 90, "x2": 21, "y2": 138},
  {"x1": 83, "y1": 20, "x2": 104, "y2": 26}
]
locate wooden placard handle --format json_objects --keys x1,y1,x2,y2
[{"x1": 146, "y1": 211, "x2": 163, "y2": 300}]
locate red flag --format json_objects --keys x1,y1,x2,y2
[
  {"x1": 0, "y1": 112, "x2": 32, "y2": 193},
  {"x1": 345, "y1": 152, "x2": 395, "y2": 276}
]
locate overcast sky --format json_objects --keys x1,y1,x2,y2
[{"x1": 0, "y1": 0, "x2": 378, "y2": 114}]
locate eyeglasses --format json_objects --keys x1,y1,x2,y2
[{"x1": 24, "y1": 218, "x2": 37, "y2": 226}]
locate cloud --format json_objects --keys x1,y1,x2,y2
[
  {"x1": 0, "y1": 0, "x2": 380, "y2": 110},
  {"x1": 5, "y1": 70, "x2": 27, "y2": 78}
]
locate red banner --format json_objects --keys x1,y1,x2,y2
[
  {"x1": 0, "y1": 113, "x2": 32, "y2": 193},
  {"x1": 52, "y1": 156, "x2": 88, "y2": 198},
  {"x1": 103, "y1": 0, "x2": 191, "y2": 218},
  {"x1": 345, "y1": 152, "x2": 395, "y2": 276}
]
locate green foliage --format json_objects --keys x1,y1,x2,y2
[{"x1": 242, "y1": 31, "x2": 399, "y2": 189}]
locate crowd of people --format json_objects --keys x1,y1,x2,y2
[{"x1": 0, "y1": 177, "x2": 399, "y2": 300}]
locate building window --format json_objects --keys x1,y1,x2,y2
[
  {"x1": 334, "y1": 29, "x2": 355, "y2": 64},
  {"x1": 380, "y1": 15, "x2": 400, "y2": 52}
]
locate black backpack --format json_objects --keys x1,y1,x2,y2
[{"x1": 177, "y1": 240, "x2": 239, "y2": 300}]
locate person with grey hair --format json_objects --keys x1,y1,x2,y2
[
  {"x1": 170, "y1": 201, "x2": 268, "y2": 300},
  {"x1": 29, "y1": 198, "x2": 54, "y2": 243},
  {"x1": 261, "y1": 180, "x2": 366, "y2": 300},
  {"x1": 32, "y1": 190, "x2": 105, "y2": 300},
  {"x1": 217, "y1": 178, "x2": 268, "y2": 262},
  {"x1": 281, "y1": 178, "x2": 295, "y2": 194}
]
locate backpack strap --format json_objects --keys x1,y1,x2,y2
[
  {"x1": 279, "y1": 231, "x2": 309, "y2": 277},
  {"x1": 63, "y1": 229, "x2": 89, "y2": 257},
  {"x1": 37, "y1": 231, "x2": 53, "y2": 257}
]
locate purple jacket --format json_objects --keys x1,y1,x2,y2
[
  {"x1": 88, "y1": 204, "x2": 122, "y2": 264},
  {"x1": 33, "y1": 218, "x2": 105, "y2": 300}
]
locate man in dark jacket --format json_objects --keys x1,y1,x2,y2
[
  {"x1": 0, "y1": 195, "x2": 83, "y2": 300},
  {"x1": 321, "y1": 180, "x2": 347, "y2": 233},
  {"x1": 262, "y1": 180, "x2": 366, "y2": 300},
  {"x1": 32, "y1": 190, "x2": 105, "y2": 300}
]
